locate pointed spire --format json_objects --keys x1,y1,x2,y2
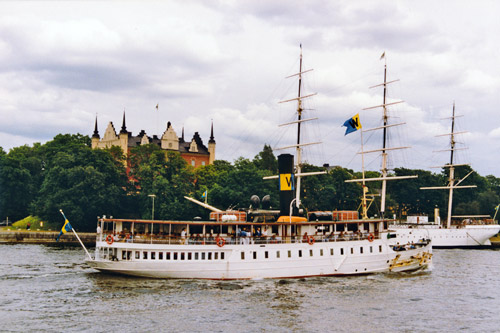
[
  {"x1": 120, "y1": 110, "x2": 128, "y2": 134},
  {"x1": 92, "y1": 115, "x2": 100, "y2": 139},
  {"x1": 209, "y1": 120, "x2": 215, "y2": 143},
  {"x1": 181, "y1": 125, "x2": 185, "y2": 142}
]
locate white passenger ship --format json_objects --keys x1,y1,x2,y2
[
  {"x1": 86, "y1": 214, "x2": 431, "y2": 279},
  {"x1": 85, "y1": 47, "x2": 432, "y2": 279}
]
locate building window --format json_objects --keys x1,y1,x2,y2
[
  {"x1": 201, "y1": 161, "x2": 206, "y2": 166},
  {"x1": 191, "y1": 160, "x2": 195, "y2": 166}
]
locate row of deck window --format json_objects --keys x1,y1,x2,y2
[{"x1": 117, "y1": 245, "x2": 383, "y2": 261}]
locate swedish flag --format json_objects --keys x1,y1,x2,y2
[
  {"x1": 342, "y1": 114, "x2": 362, "y2": 135},
  {"x1": 56, "y1": 219, "x2": 73, "y2": 242}
]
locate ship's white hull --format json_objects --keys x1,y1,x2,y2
[
  {"x1": 86, "y1": 238, "x2": 432, "y2": 279},
  {"x1": 390, "y1": 224, "x2": 500, "y2": 248}
]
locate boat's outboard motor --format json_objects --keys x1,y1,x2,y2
[{"x1": 278, "y1": 154, "x2": 296, "y2": 216}]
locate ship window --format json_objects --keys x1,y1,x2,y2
[
  {"x1": 208, "y1": 252, "x2": 212, "y2": 260},
  {"x1": 241, "y1": 252, "x2": 245, "y2": 260},
  {"x1": 127, "y1": 251, "x2": 132, "y2": 260},
  {"x1": 320, "y1": 249, "x2": 324, "y2": 256},
  {"x1": 340, "y1": 248, "x2": 344, "y2": 255},
  {"x1": 379, "y1": 245, "x2": 382, "y2": 252},
  {"x1": 135, "y1": 251, "x2": 140, "y2": 259},
  {"x1": 188, "y1": 252, "x2": 192, "y2": 260},
  {"x1": 309, "y1": 249, "x2": 313, "y2": 257},
  {"x1": 151, "y1": 252, "x2": 156, "y2": 260},
  {"x1": 143, "y1": 251, "x2": 148, "y2": 260},
  {"x1": 288, "y1": 250, "x2": 291, "y2": 258},
  {"x1": 370, "y1": 246, "x2": 373, "y2": 253},
  {"x1": 173, "y1": 252, "x2": 178, "y2": 260},
  {"x1": 298, "y1": 250, "x2": 302, "y2": 258},
  {"x1": 159, "y1": 252, "x2": 163, "y2": 260},
  {"x1": 253, "y1": 252, "x2": 257, "y2": 260},
  {"x1": 359, "y1": 247, "x2": 363, "y2": 254},
  {"x1": 181, "y1": 252, "x2": 185, "y2": 260},
  {"x1": 350, "y1": 248, "x2": 354, "y2": 254},
  {"x1": 265, "y1": 251, "x2": 269, "y2": 259},
  {"x1": 221, "y1": 252, "x2": 225, "y2": 260},
  {"x1": 276, "y1": 251, "x2": 280, "y2": 258},
  {"x1": 195, "y1": 252, "x2": 199, "y2": 260},
  {"x1": 330, "y1": 248, "x2": 334, "y2": 256},
  {"x1": 122, "y1": 251, "x2": 126, "y2": 260},
  {"x1": 202, "y1": 252, "x2": 206, "y2": 260},
  {"x1": 214, "y1": 252, "x2": 218, "y2": 260},
  {"x1": 166, "y1": 252, "x2": 171, "y2": 260}
]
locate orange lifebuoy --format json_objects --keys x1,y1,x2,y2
[
  {"x1": 367, "y1": 233, "x2": 374, "y2": 242},
  {"x1": 106, "y1": 234, "x2": 114, "y2": 245},
  {"x1": 216, "y1": 236, "x2": 226, "y2": 247},
  {"x1": 308, "y1": 236, "x2": 315, "y2": 245}
]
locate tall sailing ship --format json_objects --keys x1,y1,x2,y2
[
  {"x1": 390, "y1": 104, "x2": 500, "y2": 247},
  {"x1": 84, "y1": 48, "x2": 432, "y2": 279}
]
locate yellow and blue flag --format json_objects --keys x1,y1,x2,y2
[
  {"x1": 201, "y1": 190, "x2": 207, "y2": 199},
  {"x1": 342, "y1": 114, "x2": 362, "y2": 135},
  {"x1": 56, "y1": 219, "x2": 72, "y2": 242}
]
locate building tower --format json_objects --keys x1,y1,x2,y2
[
  {"x1": 91, "y1": 116, "x2": 100, "y2": 149},
  {"x1": 208, "y1": 120, "x2": 216, "y2": 164},
  {"x1": 119, "y1": 111, "x2": 129, "y2": 158}
]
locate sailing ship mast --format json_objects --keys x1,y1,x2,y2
[
  {"x1": 421, "y1": 103, "x2": 476, "y2": 228},
  {"x1": 265, "y1": 45, "x2": 326, "y2": 211},
  {"x1": 346, "y1": 55, "x2": 417, "y2": 218}
]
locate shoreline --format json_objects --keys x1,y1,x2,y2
[{"x1": 0, "y1": 230, "x2": 96, "y2": 246}]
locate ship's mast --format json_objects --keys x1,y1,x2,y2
[
  {"x1": 421, "y1": 102, "x2": 476, "y2": 228},
  {"x1": 346, "y1": 55, "x2": 416, "y2": 219},
  {"x1": 265, "y1": 45, "x2": 325, "y2": 212}
]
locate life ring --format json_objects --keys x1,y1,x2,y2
[
  {"x1": 308, "y1": 236, "x2": 315, "y2": 245},
  {"x1": 367, "y1": 233, "x2": 374, "y2": 242},
  {"x1": 216, "y1": 236, "x2": 226, "y2": 247},
  {"x1": 106, "y1": 234, "x2": 114, "y2": 245}
]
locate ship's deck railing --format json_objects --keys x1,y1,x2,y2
[{"x1": 97, "y1": 232, "x2": 383, "y2": 245}]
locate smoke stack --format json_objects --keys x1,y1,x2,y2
[{"x1": 278, "y1": 154, "x2": 295, "y2": 216}]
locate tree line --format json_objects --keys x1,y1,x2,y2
[{"x1": 1, "y1": 134, "x2": 499, "y2": 231}]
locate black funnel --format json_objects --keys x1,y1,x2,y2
[{"x1": 278, "y1": 154, "x2": 295, "y2": 216}]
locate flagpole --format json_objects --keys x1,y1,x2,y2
[{"x1": 59, "y1": 209, "x2": 92, "y2": 260}]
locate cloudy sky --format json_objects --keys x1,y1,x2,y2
[{"x1": 1, "y1": 1, "x2": 500, "y2": 177}]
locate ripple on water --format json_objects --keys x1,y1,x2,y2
[{"x1": 1, "y1": 246, "x2": 500, "y2": 332}]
